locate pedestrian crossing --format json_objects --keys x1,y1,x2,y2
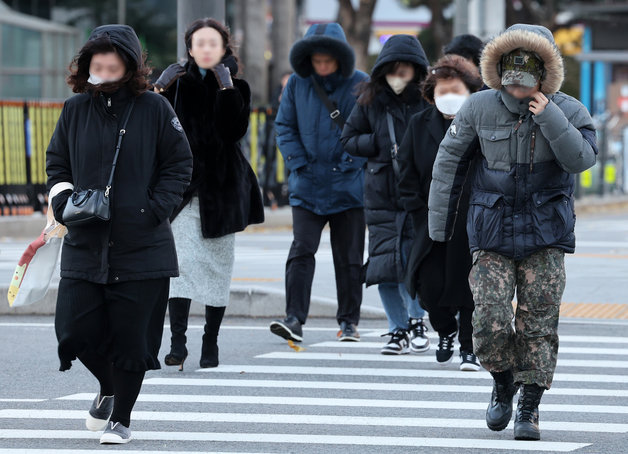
[{"x1": 1, "y1": 325, "x2": 627, "y2": 453}]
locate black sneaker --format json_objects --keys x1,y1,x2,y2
[
  {"x1": 380, "y1": 330, "x2": 410, "y2": 355},
  {"x1": 269, "y1": 316, "x2": 303, "y2": 342},
  {"x1": 436, "y1": 331, "x2": 457, "y2": 364},
  {"x1": 408, "y1": 318, "x2": 430, "y2": 353},
  {"x1": 337, "y1": 321, "x2": 360, "y2": 342},
  {"x1": 459, "y1": 350, "x2": 481, "y2": 371}
]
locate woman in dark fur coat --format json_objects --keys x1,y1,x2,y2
[{"x1": 154, "y1": 18, "x2": 264, "y2": 370}]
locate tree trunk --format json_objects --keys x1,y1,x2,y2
[
  {"x1": 427, "y1": 0, "x2": 448, "y2": 59},
  {"x1": 337, "y1": 0, "x2": 377, "y2": 72},
  {"x1": 271, "y1": 0, "x2": 296, "y2": 89},
  {"x1": 242, "y1": 0, "x2": 268, "y2": 105}
]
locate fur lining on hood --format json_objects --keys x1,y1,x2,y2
[
  {"x1": 289, "y1": 23, "x2": 355, "y2": 78},
  {"x1": 480, "y1": 24, "x2": 564, "y2": 95}
]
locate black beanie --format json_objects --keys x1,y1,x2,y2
[{"x1": 443, "y1": 34, "x2": 484, "y2": 68}]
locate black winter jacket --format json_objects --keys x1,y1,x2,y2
[
  {"x1": 46, "y1": 86, "x2": 193, "y2": 284},
  {"x1": 340, "y1": 34, "x2": 429, "y2": 285}
]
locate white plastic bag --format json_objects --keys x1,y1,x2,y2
[{"x1": 7, "y1": 182, "x2": 73, "y2": 307}]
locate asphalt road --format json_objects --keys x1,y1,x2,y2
[{"x1": 0, "y1": 315, "x2": 627, "y2": 453}]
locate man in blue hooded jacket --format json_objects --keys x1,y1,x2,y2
[{"x1": 270, "y1": 23, "x2": 368, "y2": 343}]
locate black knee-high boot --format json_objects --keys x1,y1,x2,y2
[
  {"x1": 200, "y1": 306, "x2": 226, "y2": 368},
  {"x1": 165, "y1": 298, "x2": 191, "y2": 371}
]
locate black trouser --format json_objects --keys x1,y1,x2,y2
[
  {"x1": 55, "y1": 278, "x2": 170, "y2": 427},
  {"x1": 285, "y1": 206, "x2": 365, "y2": 326},
  {"x1": 423, "y1": 300, "x2": 474, "y2": 352}
]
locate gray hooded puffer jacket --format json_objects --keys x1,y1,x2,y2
[{"x1": 428, "y1": 24, "x2": 598, "y2": 260}]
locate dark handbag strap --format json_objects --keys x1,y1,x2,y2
[
  {"x1": 310, "y1": 76, "x2": 345, "y2": 129},
  {"x1": 386, "y1": 111, "x2": 401, "y2": 179},
  {"x1": 104, "y1": 98, "x2": 136, "y2": 197}
]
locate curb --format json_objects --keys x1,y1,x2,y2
[{"x1": 0, "y1": 284, "x2": 387, "y2": 319}]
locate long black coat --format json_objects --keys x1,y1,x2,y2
[
  {"x1": 341, "y1": 86, "x2": 428, "y2": 285},
  {"x1": 161, "y1": 60, "x2": 264, "y2": 238},
  {"x1": 398, "y1": 105, "x2": 476, "y2": 309},
  {"x1": 46, "y1": 87, "x2": 193, "y2": 284}
]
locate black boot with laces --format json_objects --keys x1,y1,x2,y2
[
  {"x1": 514, "y1": 384, "x2": 544, "y2": 440},
  {"x1": 486, "y1": 369, "x2": 518, "y2": 431}
]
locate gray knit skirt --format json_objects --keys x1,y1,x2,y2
[{"x1": 170, "y1": 197, "x2": 235, "y2": 307}]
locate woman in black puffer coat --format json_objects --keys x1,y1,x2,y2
[{"x1": 341, "y1": 35, "x2": 430, "y2": 355}]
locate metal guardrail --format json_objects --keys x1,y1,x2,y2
[{"x1": 0, "y1": 100, "x2": 289, "y2": 216}]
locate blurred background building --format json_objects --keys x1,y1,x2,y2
[{"x1": 1, "y1": 0, "x2": 628, "y2": 214}]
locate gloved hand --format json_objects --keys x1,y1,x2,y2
[
  {"x1": 211, "y1": 63, "x2": 234, "y2": 90},
  {"x1": 153, "y1": 63, "x2": 186, "y2": 92}
]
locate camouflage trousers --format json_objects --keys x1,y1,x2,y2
[{"x1": 469, "y1": 248, "x2": 566, "y2": 389}]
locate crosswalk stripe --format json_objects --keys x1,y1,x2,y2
[
  {"x1": 57, "y1": 393, "x2": 628, "y2": 414},
  {"x1": 0, "y1": 429, "x2": 590, "y2": 451},
  {"x1": 0, "y1": 451, "x2": 271, "y2": 454},
  {"x1": 360, "y1": 332, "x2": 628, "y2": 344},
  {"x1": 197, "y1": 364, "x2": 628, "y2": 384},
  {"x1": 309, "y1": 341, "x2": 628, "y2": 356},
  {"x1": 0, "y1": 399, "x2": 46, "y2": 403},
  {"x1": 257, "y1": 351, "x2": 628, "y2": 369},
  {"x1": 142, "y1": 377, "x2": 628, "y2": 398},
  {"x1": 1, "y1": 409, "x2": 626, "y2": 434}
]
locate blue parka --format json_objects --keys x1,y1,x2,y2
[{"x1": 275, "y1": 23, "x2": 368, "y2": 215}]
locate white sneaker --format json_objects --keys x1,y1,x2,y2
[
  {"x1": 100, "y1": 421, "x2": 132, "y2": 444},
  {"x1": 408, "y1": 318, "x2": 430, "y2": 353}
]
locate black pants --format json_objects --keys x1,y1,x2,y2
[
  {"x1": 55, "y1": 278, "x2": 170, "y2": 372},
  {"x1": 423, "y1": 300, "x2": 474, "y2": 352},
  {"x1": 286, "y1": 206, "x2": 365, "y2": 325}
]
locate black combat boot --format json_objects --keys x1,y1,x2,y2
[
  {"x1": 200, "y1": 306, "x2": 226, "y2": 368},
  {"x1": 164, "y1": 298, "x2": 191, "y2": 371},
  {"x1": 514, "y1": 384, "x2": 545, "y2": 440},
  {"x1": 486, "y1": 369, "x2": 518, "y2": 431}
]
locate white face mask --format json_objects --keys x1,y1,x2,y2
[
  {"x1": 87, "y1": 72, "x2": 121, "y2": 86},
  {"x1": 385, "y1": 75, "x2": 409, "y2": 95},
  {"x1": 434, "y1": 92, "x2": 470, "y2": 116}
]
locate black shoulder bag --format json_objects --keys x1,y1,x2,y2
[
  {"x1": 63, "y1": 98, "x2": 136, "y2": 226},
  {"x1": 310, "y1": 76, "x2": 345, "y2": 130},
  {"x1": 386, "y1": 111, "x2": 401, "y2": 178}
]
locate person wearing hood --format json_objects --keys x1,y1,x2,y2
[
  {"x1": 398, "y1": 55, "x2": 483, "y2": 370},
  {"x1": 46, "y1": 24, "x2": 193, "y2": 444},
  {"x1": 270, "y1": 23, "x2": 368, "y2": 343},
  {"x1": 443, "y1": 34, "x2": 485, "y2": 69},
  {"x1": 153, "y1": 18, "x2": 264, "y2": 371},
  {"x1": 340, "y1": 34, "x2": 430, "y2": 355},
  {"x1": 428, "y1": 24, "x2": 597, "y2": 440}
]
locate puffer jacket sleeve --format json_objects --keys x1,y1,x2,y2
[
  {"x1": 340, "y1": 102, "x2": 378, "y2": 158},
  {"x1": 148, "y1": 97, "x2": 193, "y2": 225},
  {"x1": 275, "y1": 76, "x2": 310, "y2": 173},
  {"x1": 46, "y1": 102, "x2": 73, "y2": 222},
  {"x1": 532, "y1": 95, "x2": 597, "y2": 173},
  {"x1": 428, "y1": 100, "x2": 478, "y2": 242}
]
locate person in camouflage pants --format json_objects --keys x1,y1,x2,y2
[
  {"x1": 427, "y1": 24, "x2": 597, "y2": 441},
  {"x1": 469, "y1": 248, "x2": 566, "y2": 389}
]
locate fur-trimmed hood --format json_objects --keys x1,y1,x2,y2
[
  {"x1": 289, "y1": 23, "x2": 355, "y2": 79},
  {"x1": 480, "y1": 24, "x2": 564, "y2": 95}
]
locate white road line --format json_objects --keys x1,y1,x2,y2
[
  {"x1": 309, "y1": 342, "x2": 628, "y2": 356},
  {"x1": 142, "y1": 377, "x2": 628, "y2": 398},
  {"x1": 57, "y1": 393, "x2": 628, "y2": 414},
  {"x1": 1, "y1": 409, "x2": 625, "y2": 433},
  {"x1": 257, "y1": 351, "x2": 628, "y2": 369},
  {"x1": 196, "y1": 364, "x2": 628, "y2": 384},
  {"x1": 0, "y1": 429, "x2": 590, "y2": 451},
  {"x1": 360, "y1": 332, "x2": 628, "y2": 344},
  {"x1": 0, "y1": 450, "x2": 274, "y2": 454},
  {"x1": 0, "y1": 399, "x2": 46, "y2": 403}
]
